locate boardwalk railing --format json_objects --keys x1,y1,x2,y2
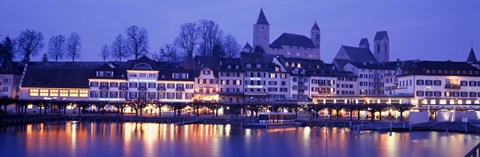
[{"x1": 465, "y1": 142, "x2": 480, "y2": 157}]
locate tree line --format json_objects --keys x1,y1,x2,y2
[{"x1": 0, "y1": 19, "x2": 241, "y2": 63}]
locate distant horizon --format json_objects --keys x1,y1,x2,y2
[{"x1": 1, "y1": 0, "x2": 479, "y2": 63}]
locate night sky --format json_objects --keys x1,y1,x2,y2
[{"x1": 1, "y1": 0, "x2": 479, "y2": 62}]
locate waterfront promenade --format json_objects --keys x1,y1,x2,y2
[{"x1": 1, "y1": 112, "x2": 480, "y2": 133}]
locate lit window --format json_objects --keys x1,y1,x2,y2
[
  {"x1": 79, "y1": 90, "x2": 88, "y2": 97},
  {"x1": 50, "y1": 90, "x2": 58, "y2": 97},
  {"x1": 69, "y1": 90, "x2": 78, "y2": 97},
  {"x1": 59, "y1": 90, "x2": 69, "y2": 97},
  {"x1": 29, "y1": 89, "x2": 39, "y2": 96},
  {"x1": 39, "y1": 89, "x2": 49, "y2": 96}
]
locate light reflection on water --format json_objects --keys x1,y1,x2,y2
[{"x1": 0, "y1": 122, "x2": 478, "y2": 157}]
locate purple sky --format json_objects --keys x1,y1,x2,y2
[{"x1": 1, "y1": 0, "x2": 479, "y2": 63}]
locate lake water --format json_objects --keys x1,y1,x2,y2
[{"x1": 0, "y1": 121, "x2": 478, "y2": 157}]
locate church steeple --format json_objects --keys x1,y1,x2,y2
[
  {"x1": 311, "y1": 21, "x2": 320, "y2": 30},
  {"x1": 256, "y1": 9, "x2": 269, "y2": 25},
  {"x1": 467, "y1": 48, "x2": 477, "y2": 63}
]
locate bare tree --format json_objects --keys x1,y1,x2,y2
[
  {"x1": 197, "y1": 19, "x2": 223, "y2": 56},
  {"x1": 99, "y1": 44, "x2": 110, "y2": 62},
  {"x1": 152, "y1": 44, "x2": 180, "y2": 62},
  {"x1": 111, "y1": 34, "x2": 130, "y2": 62},
  {"x1": 66, "y1": 32, "x2": 81, "y2": 62},
  {"x1": 47, "y1": 35, "x2": 66, "y2": 62},
  {"x1": 15, "y1": 29, "x2": 44, "y2": 62},
  {"x1": 211, "y1": 43, "x2": 225, "y2": 57},
  {"x1": 126, "y1": 25, "x2": 149, "y2": 59},
  {"x1": 175, "y1": 22, "x2": 198, "y2": 61},
  {"x1": 223, "y1": 34, "x2": 240, "y2": 58}
]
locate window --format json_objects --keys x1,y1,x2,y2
[
  {"x1": 148, "y1": 73, "x2": 157, "y2": 78},
  {"x1": 416, "y1": 80, "x2": 424, "y2": 86},
  {"x1": 425, "y1": 80, "x2": 433, "y2": 86},
  {"x1": 203, "y1": 70, "x2": 210, "y2": 75},
  {"x1": 186, "y1": 84, "x2": 193, "y2": 89},
  {"x1": 460, "y1": 81, "x2": 468, "y2": 86},
  {"x1": 158, "y1": 93, "x2": 165, "y2": 99},
  {"x1": 148, "y1": 92, "x2": 156, "y2": 99},
  {"x1": 469, "y1": 92, "x2": 477, "y2": 98},
  {"x1": 100, "y1": 91, "x2": 108, "y2": 98},
  {"x1": 185, "y1": 93, "x2": 193, "y2": 99},
  {"x1": 167, "y1": 83, "x2": 175, "y2": 89},
  {"x1": 416, "y1": 91, "x2": 424, "y2": 96},
  {"x1": 167, "y1": 93, "x2": 175, "y2": 99},
  {"x1": 60, "y1": 90, "x2": 69, "y2": 97},
  {"x1": 110, "y1": 92, "x2": 118, "y2": 98},
  {"x1": 139, "y1": 73, "x2": 147, "y2": 78},
  {"x1": 461, "y1": 92, "x2": 468, "y2": 97},
  {"x1": 129, "y1": 92, "x2": 137, "y2": 99},
  {"x1": 148, "y1": 83, "x2": 156, "y2": 88},
  {"x1": 469, "y1": 81, "x2": 477, "y2": 87},
  {"x1": 129, "y1": 73, "x2": 137, "y2": 78},
  {"x1": 89, "y1": 91, "x2": 98, "y2": 98},
  {"x1": 79, "y1": 90, "x2": 88, "y2": 97},
  {"x1": 109, "y1": 82, "x2": 119, "y2": 87},
  {"x1": 425, "y1": 91, "x2": 433, "y2": 97},
  {"x1": 90, "y1": 82, "x2": 99, "y2": 87},
  {"x1": 433, "y1": 80, "x2": 441, "y2": 86},
  {"x1": 129, "y1": 82, "x2": 138, "y2": 88},
  {"x1": 176, "y1": 93, "x2": 183, "y2": 99},
  {"x1": 69, "y1": 90, "x2": 78, "y2": 97},
  {"x1": 434, "y1": 91, "x2": 441, "y2": 97},
  {"x1": 158, "y1": 83, "x2": 166, "y2": 89},
  {"x1": 39, "y1": 89, "x2": 49, "y2": 96},
  {"x1": 49, "y1": 90, "x2": 58, "y2": 97}
]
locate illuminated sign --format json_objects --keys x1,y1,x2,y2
[
  {"x1": 247, "y1": 85, "x2": 263, "y2": 89},
  {"x1": 250, "y1": 77, "x2": 261, "y2": 80}
]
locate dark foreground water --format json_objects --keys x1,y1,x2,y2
[{"x1": 0, "y1": 122, "x2": 478, "y2": 157}]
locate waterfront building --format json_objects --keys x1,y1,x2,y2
[
  {"x1": 392, "y1": 61, "x2": 480, "y2": 106},
  {"x1": 0, "y1": 57, "x2": 22, "y2": 99},
  {"x1": 252, "y1": 9, "x2": 321, "y2": 59},
  {"x1": 241, "y1": 52, "x2": 275, "y2": 101},
  {"x1": 218, "y1": 58, "x2": 244, "y2": 104}
]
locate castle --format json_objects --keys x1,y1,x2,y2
[{"x1": 247, "y1": 9, "x2": 321, "y2": 60}]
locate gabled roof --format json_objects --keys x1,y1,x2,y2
[
  {"x1": 256, "y1": 9, "x2": 269, "y2": 25},
  {"x1": 467, "y1": 48, "x2": 477, "y2": 63},
  {"x1": 311, "y1": 22, "x2": 320, "y2": 30},
  {"x1": 193, "y1": 56, "x2": 219, "y2": 77},
  {"x1": 125, "y1": 55, "x2": 158, "y2": 70},
  {"x1": 0, "y1": 60, "x2": 23, "y2": 75},
  {"x1": 219, "y1": 58, "x2": 243, "y2": 72},
  {"x1": 243, "y1": 42, "x2": 253, "y2": 49},
  {"x1": 374, "y1": 31, "x2": 389, "y2": 41},
  {"x1": 398, "y1": 60, "x2": 480, "y2": 76},
  {"x1": 270, "y1": 33, "x2": 316, "y2": 48},
  {"x1": 240, "y1": 52, "x2": 276, "y2": 71},
  {"x1": 341, "y1": 45, "x2": 378, "y2": 64},
  {"x1": 22, "y1": 62, "x2": 97, "y2": 88}
]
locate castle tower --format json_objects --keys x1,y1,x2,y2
[
  {"x1": 311, "y1": 21, "x2": 321, "y2": 58},
  {"x1": 359, "y1": 38, "x2": 370, "y2": 49},
  {"x1": 373, "y1": 31, "x2": 389, "y2": 63},
  {"x1": 253, "y1": 9, "x2": 270, "y2": 52}
]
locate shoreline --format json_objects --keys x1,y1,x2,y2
[{"x1": 1, "y1": 115, "x2": 480, "y2": 134}]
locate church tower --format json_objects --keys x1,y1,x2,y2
[
  {"x1": 373, "y1": 31, "x2": 389, "y2": 63},
  {"x1": 253, "y1": 9, "x2": 270, "y2": 52},
  {"x1": 311, "y1": 21, "x2": 321, "y2": 58}
]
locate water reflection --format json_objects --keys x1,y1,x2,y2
[{"x1": 0, "y1": 122, "x2": 478, "y2": 157}]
